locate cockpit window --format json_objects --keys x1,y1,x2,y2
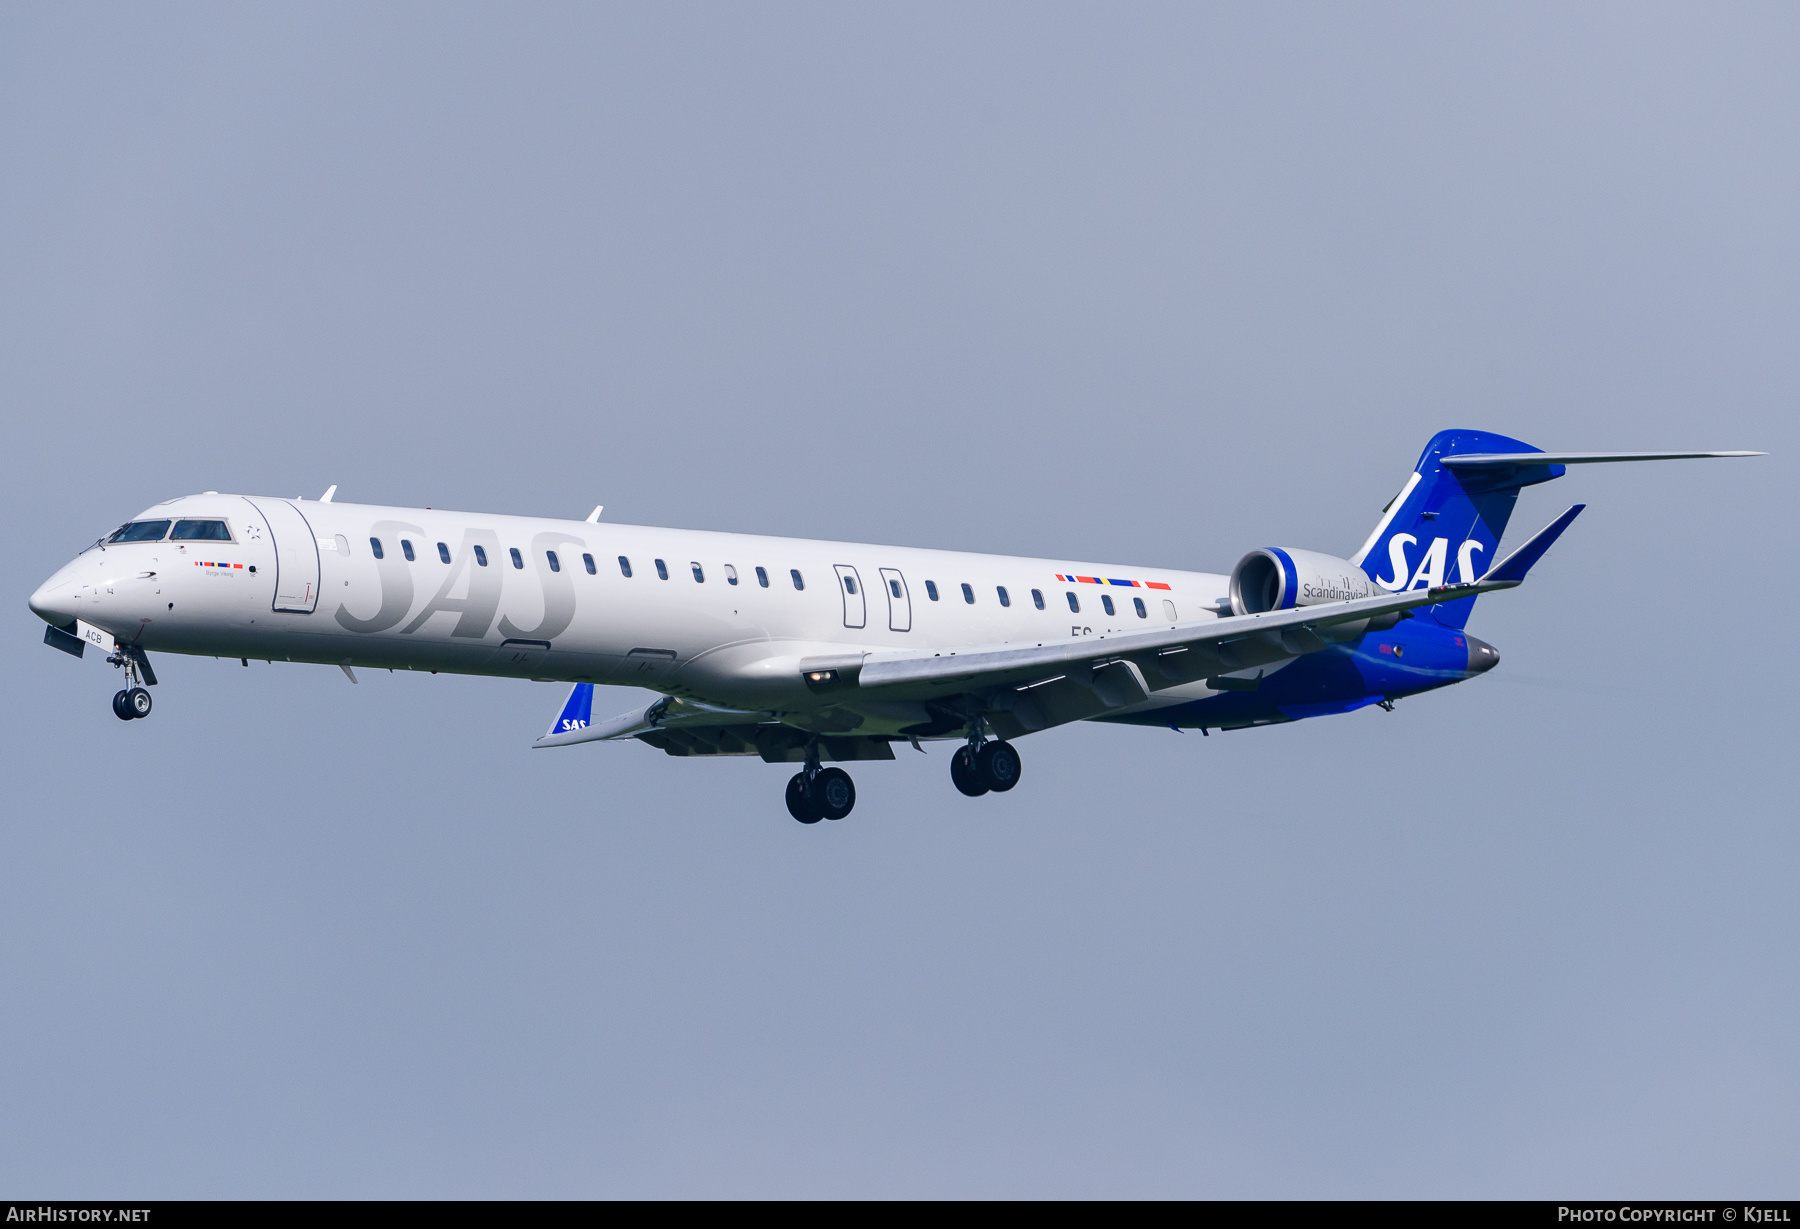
[
  {"x1": 108, "y1": 520, "x2": 172, "y2": 543},
  {"x1": 171, "y1": 519, "x2": 232, "y2": 541}
]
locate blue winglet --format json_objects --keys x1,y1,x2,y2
[
  {"x1": 547, "y1": 682, "x2": 594, "y2": 737},
  {"x1": 1484, "y1": 504, "x2": 1585, "y2": 586}
]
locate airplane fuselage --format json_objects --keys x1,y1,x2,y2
[{"x1": 30, "y1": 492, "x2": 1484, "y2": 739}]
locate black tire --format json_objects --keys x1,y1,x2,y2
[
  {"x1": 812, "y1": 767, "x2": 855, "y2": 820},
  {"x1": 950, "y1": 746, "x2": 989, "y2": 797},
  {"x1": 786, "y1": 773, "x2": 822, "y2": 823},
  {"x1": 977, "y1": 740, "x2": 1021, "y2": 792},
  {"x1": 127, "y1": 687, "x2": 152, "y2": 719},
  {"x1": 112, "y1": 690, "x2": 135, "y2": 721}
]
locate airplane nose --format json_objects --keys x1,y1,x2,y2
[
  {"x1": 29, "y1": 572, "x2": 78, "y2": 627},
  {"x1": 1464, "y1": 634, "x2": 1500, "y2": 675}
]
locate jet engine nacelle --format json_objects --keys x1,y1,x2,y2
[{"x1": 1229, "y1": 547, "x2": 1377, "y2": 615}]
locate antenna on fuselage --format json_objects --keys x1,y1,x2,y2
[{"x1": 586, "y1": 505, "x2": 604, "y2": 523}]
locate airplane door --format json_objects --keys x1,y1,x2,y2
[
  {"x1": 879, "y1": 568, "x2": 911, "y2": 632},
  {"x1": 833, "y1": 565, "x2": 866, "y2": 629},
  {"x1": 244, "y1": 497, "x2": 320, "y2": 613}
]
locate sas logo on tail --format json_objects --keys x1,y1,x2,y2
[{"x1": 1374, "y1": 535, "x2": 1485, "y2": 591}]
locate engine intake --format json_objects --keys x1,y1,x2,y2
[{"x1": 1229, "y1": 548, "x2": 1376, "y2": 615}]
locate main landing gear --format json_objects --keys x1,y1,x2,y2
[
  {"x1": 782, "y1": 725, "x2": 1024, "y2": 823},
  {"x1": 786, "y1": 742, "x2": 856, "y2": 824},
  {"x1": 106, "y1": 646, "x2": 156, "y2": 721},
  {"x1": 951, "y1": 722, "x2": 1022, "y2": 797}
]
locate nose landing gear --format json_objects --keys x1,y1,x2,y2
[
  {"x1": 785, "y1": 742, "x2": 857, "y2": 824},
  {"x1": 105, "y1": 646, "x2": 157, "y2": 721},
  {"x1": 112, "y1": 687, "x2": 152, "y2": 721}
]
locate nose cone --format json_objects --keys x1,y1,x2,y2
[
  {"x1": 30, "y1": 568, "x2": 79, "y2": 627},
  {"x1": 1465, "y1": 634, "x2": 1500, "y2": 675}
]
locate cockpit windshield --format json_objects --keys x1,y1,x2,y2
[
  {"x1": 171, "y1": 519, "x2": 232, "y2": 541},
  {"x1": 107, "y1": 520, "x2": 172, "y2": 543}
]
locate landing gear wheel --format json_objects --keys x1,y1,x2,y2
[
  {"x1": 976, "y1": 740, "x2": 1021, "y2": 792},
  {"x1": 126, "y1": 687, "x2": 152, "y2": 719},
  {"x1": 786, "y1": 773, "x2": 823, "y2": 823},
  {"x1": 951, "y1": 746, "x2": 990, "y2": 797},
  {"x1": 112, "y1": 690, "x2": 135, "y2": 721},
  {"x1": 812, "y1": 767, "x2": 856, "y2": 820}
]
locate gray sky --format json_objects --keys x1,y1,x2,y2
[{"x1": 2, "y1": 2, "x2": 1794, "y2": 1197}]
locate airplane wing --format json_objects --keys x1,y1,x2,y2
[
  {"x1": 534, "y1": 690, "x2": 763, "y2": 748},
  {"x1": 538, "y1": 507, "x2": 1583, "y2": 752},
  {"x1": 532, "y1": 688, "x2": 898, "y2": 761},
  {"x1": 857, "y1": 586, "x2": 1436, "y2": 695},
  {"x1": 841, "y1": 506, "x2": 1583, "y2": 737}
]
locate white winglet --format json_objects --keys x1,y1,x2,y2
[
  {"x1": 320, "y1": 484, "x2": 338, "y2": 502},
  {"x1": 586, "y1": 505, "x2": 604, "y2": 523},
  {"x1": 533, "y1": 694, "x2": 763, "y2": 748}
]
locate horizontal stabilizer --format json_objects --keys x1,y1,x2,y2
[
  {"x1": 1478, "y1": 504, "x2": 1584, "y2": 588},
  {"x1": 1444, "y1": 450, "x2": 1762, "y2": 468}
]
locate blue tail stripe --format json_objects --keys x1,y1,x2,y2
[{"x1": 1358, "y1": 429, "x2": 1565, "y2": 630}]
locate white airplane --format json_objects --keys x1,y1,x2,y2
[{"x1": 31, "y1": 430, "x2": 1758, "y2": 823}]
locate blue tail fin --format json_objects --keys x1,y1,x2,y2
[
  {"x1": 546, "y1": 682, "x2": 594, "y2": 737},
  {"x1": 1350, "y1": 430, "x2": 1564, "y2": 629}
]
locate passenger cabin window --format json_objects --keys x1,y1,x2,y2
[
  {"x1": 547, "y1": 551, "x2": 561, "y2": 573},
  {"x1": 171, "y1": 519, "x2": 231, "y2": 541},
  {"x1": 619, "y1": 556, "x2": 632, "y2": 577},
  {"x1": 370, "y1": 537, "x2": 385, "y2": 560},
  {"x1": 1134, "y1": 596, "x2": 1147, "y2": 618},
  {"x1": 401, "y1": 539, "x2": 415, "y2": 562},
  {"x1": 961, "y1": 583, "x2": 974, "y2": 604},
  {"x1": 655, "y1": 559, "x2": 668, "y2": 580},
  {"x1": 108, "y1": 521, "x2": 171, "y2": 543},
  {"x1": 691, "y1": 562, "x2": 705, "y2": 583},
  {"x1": 843, "y1": 574, "x2": 857, "y2": 595},
  {"x1": 474, "y1": 546, "x2": 488, "y2": 567},
  {"x1": 1031, "y1": 589, "x2": 1045, "y2": 610},
  {"x1": 1102, "y1": 594, "x2": 1115, "y2": 616},
  {"x1": 755, "y1": 566, "x2": 769, "y2": 588},
  {"x1": 925, "y1": 580, "x2": 939, "y2": 602},
  {"x1": 510, "y1": 548, "x2": 524, "y2": 569},
  {"x1": 889, "y1": 579, "x2": 902, "y2": 598},
  {"x1": 1163, "y1": 599, "x2": 1178, "y2": 621},
  {"x1": 725, "y1": 565, "x2": 738, "y2": 586},
  {"x1": 438, "y1": 542, "x2": 451, "y2": 564},
  {"x1": 997, "y1": 586, "x2": 1010, "y2": 607},
  {"x1": 1066, "y1": 591, "x2": 1079, "y2": 613},
  {"x1": 583, "y1": 553, "x2": 596, "y2": 574},
  {"x1": 790, "y1": 569, "x2": 804, "y2": 590}
]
